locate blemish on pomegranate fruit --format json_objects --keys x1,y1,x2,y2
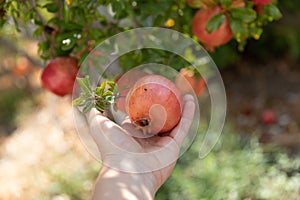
[
  {"x1": 135, "y1": 119, "x2": 149, "y2": 127},
  {"x1": 144, "y1": 88, "x2": 147, "y2": 91}
]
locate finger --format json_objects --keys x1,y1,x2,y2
[
  {"x1": 145, "y1": 136, "x2": 175, "y2": 151},
  {"x1": 169, "y1": 94, "x2": 196, "y2": 146},
  {"x1": 182, "y1": 94, "x2": 195, "y2": 105},
  {"x1": 121, "y1": 115, "x2": 158, "y2": 139},
  {"x1": 134, "y1": 136, "x2": 161, "y2": 150},
  {"x1": 86, "y1": 108, "x2": 102, "y2": 123},
  {"x1": 109, "y1": 104, "x2": 128, "y2": 125},
  {"x1": 87, "y1": 108, "x2": 142, "y2": 152},
  {"x1": 86, "y1": 108, "x2": 111, "y2": 147}
]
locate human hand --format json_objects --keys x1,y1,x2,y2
[{"x1": 87, "y1": 94, "x2": 195, "y2": 199}]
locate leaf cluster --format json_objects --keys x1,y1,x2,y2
[{"x1": 72, "y1": 76, "x2": 118, "y2": 113}]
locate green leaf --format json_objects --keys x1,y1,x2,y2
[
  {"x1": 48, "y1": 18, "x2": 82, "y2": 31},
  {"x1": 111, "y1": 1, "x2": 128, "y2": 19},
  {"x1": 229, "y1": 18, "x2": 248, "y2": 42},
  {"x1": 95, "y1": 102, "x2": 106, "y2": 112},
  {"x1": 230, "y1": 8, "x2": 256, "y2": 23},
  {"x1": 43, "y1": 3, "x2": 58, "y2": 13},
  {"x1": 100, "y1": 81, "x2": 107, "y2": 91},
  {"x1": 61, "y1": 38, "x2": 76, "y2": 51},
  {"x1": 34, "y1": 27, "x2": 44, "y2": 38},
  {"x1": 220, "y1": 0, "x2": 233, "y2": 8},
  {"x1": 74, "y1": 77, "x2": 118, "y2": 113},
  {"x1": 104, "y1": 95, "x2": 115, "y2": 104},
  {"x1": 47, "y1": 17, "x2": 60, "y2": 25},
  {"x1": 106, "y1": 81, "x2": 116, "y2": 88},
  {"x1": 78, "y1": 51, "x2": 89, "y2": 65},
  {"x1": 0, "y1": 19, "x2": 5, "y2": 28},
  {"x1": 95, "y1": 85, "x2": 104, "y2": 96},
  {"x1": 249, "y1": 25, "x2": 263, "y2": 40},
  {"x1": 103, "y1": 90, "x2": 113, "y2": 97},
  {"x1": 76, "y1": 77, "x2": 92, "y2": 94},
  {"x1": 63, "y1": 1, "x2": 69, "y2": 23},
  {"x1": 72, "y1": 97, "x2": 84, "y2": 107},
  {"x1": 56, "y1": 32, "x2": 78, "y2": 51},
  {"x1": 264, "y1": 4, "x2": 282, "y2": 21},
  {"x1": 206, "y1": 13, "x2": 225, "y2": 33},
  {"x1": 38, "y1": 41, "x2": 50, "y2": 52},
  {"x1": 33, "y1": 19, "x2": 43, "y2": 26},
  {"x1": 82, "y1": 102, "x2": 94, "y2": 114}
]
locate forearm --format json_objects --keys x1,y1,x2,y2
[{"x1": 92, "y1": 165, "x2": 156, "y2": 200}]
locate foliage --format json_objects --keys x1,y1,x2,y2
[
  {"x1": 73, "y1": 76, "x2": 118, "y2": 113},
  {"x1": 0, "y1": 0, "x2": 282, "y2": 69},
  {"x1": 119, "y1": 49, "x2": 191, "y2": 72}
]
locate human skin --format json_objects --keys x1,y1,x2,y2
[{"x1": 87, "y1": 94, "x2": 196, "y2": 200}]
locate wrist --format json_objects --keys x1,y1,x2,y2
[{"x1": 92, "y1": 165, "x2": 156, "y2": 200}]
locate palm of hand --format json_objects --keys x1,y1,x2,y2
[{"x1": 87, "y1": 94, "x2": 195, "y2": 190}]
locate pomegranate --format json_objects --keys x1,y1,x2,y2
[
  {"x1": 192, "y1": 6, "x2": 233, "y2": 51},
  {"x1": 261, "y1": 109, "x2": 276, "y2": 125},
  {"x1": 251, "y1": 0, "x2": 273, "y2": 6},
  {"x1": 175, "y1": 68, "x2": 206, "y2": 96},
  {"x1": 116, "y1": 70, "x2": 149, "y2": 112},
  {"x1": 13, "y1": 57, "x2": 31, "y2": 76},
  {"x1": 41, "y1": 56, "x2": 79, "y2": 96},
  {"x1": 126, "y1": 75, "x2": 182, "y2": 134}
]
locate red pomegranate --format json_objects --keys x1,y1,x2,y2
[
  {"x1": 192, "y1": 6, "x2": 233, "y2": 51},
  {"x1": 261, "y1": 109, "x2": 276, "y2": 125},
  {"x1": 41, "y1": 56, "x2": 79, "y2": 96},
  {"x1": 126, "y1": 75, "x2": 182, "y2": 134},
  {"x1": 251, "y1": 0, "x2": 273, "y2": 6},
  {"x1": 116, "y1": 70, "x2": 149, "y2": 112},
  {"x1": 175, "y1": 68, "x2": 206, "y2": 96}
]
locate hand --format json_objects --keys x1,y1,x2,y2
[{"x1": 87, "y1": 94, "x2": 195, "y2": 199}]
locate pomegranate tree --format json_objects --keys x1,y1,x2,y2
[{"x1": 126, "y1": 75, "x2": 182, "y2": 134}]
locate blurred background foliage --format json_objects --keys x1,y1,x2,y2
[
  {"x1": 157, "y1": 124, "x2": 300, "y2": 200},
  {"x1": 0, "y1": 0, "x2": 300, "y2": 199}
]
